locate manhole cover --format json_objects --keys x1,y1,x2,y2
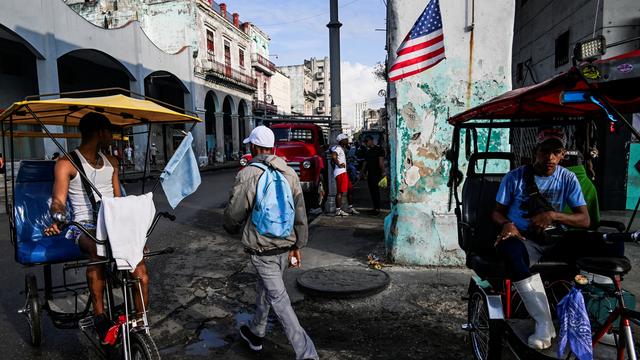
[{"x1": 297, "y1": 265, "x2": 390, "y2": 299}]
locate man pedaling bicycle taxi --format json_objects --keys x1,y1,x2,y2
[
  {"x1": 492, "y1": 128, "x2": 625, "y2": 350},
  {"x1": 44, "y1": 112, "x2": 150, "y2": 344}
]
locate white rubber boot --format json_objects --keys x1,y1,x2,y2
[{"x1": 513, "y1": 273, "x2": 556, "y2": 349}]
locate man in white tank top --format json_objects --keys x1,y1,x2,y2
[{"x1": 44, "y1": 112, "x2": 150, "y2": 343}]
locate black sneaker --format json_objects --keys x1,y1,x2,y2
[
  {"x1": 239, "y1": 325, "x2": 263, "y2": 351},
  {"x1": 94, "y1": 314, "x2": 114, "y2": 345}
]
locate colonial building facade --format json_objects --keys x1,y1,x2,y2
[
  {"x1": 66, "y1": 0, "x2": 265, "y2": 163},
  {"x1": 278, "y1": 57, "x2": 330, "y2": 116},
  {"x1": 1, "y1": 0, "x2": 195, "y2": 170}
]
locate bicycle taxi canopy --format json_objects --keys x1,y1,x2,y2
[
  {"x1": 0, "y1": 92, "x2": 201, "y2": 266},
  {"x1": 448, "y1": 49, "x2": 640, "y2": 127},
  {"x1": 446, "y1": 48, "x2": 640, "y2": 274},
  {"x1": 0, "y1": 93, "x2": 201, "y2": 132}
]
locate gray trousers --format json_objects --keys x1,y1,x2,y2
[{"x1": 249, "y1": 253, "x2": 319, "y2": 360}]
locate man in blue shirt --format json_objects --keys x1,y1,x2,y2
[{"x1": 492, "y1": 128, "x2": 591, "y2": 350}]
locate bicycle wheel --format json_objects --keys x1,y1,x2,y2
[
  {"x1": 468, "y1": 287, "x2": 502, "y2": 360},
  {"x1": 129, "y1": 331, "x2": 160, "y2": 360},
  {"x1": 24, "y1": 273, "x2": 42, "y2": 347}
]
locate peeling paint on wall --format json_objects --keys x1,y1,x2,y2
[{"x1": 385, "y1": 0, "x2": 515, "y2": 266}]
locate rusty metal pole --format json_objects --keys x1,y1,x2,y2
[{"x1": 325, "y1": 0, "x2": 342, "y2": 214}]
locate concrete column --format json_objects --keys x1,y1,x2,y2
[
  {"x1": 35, "y1": 55, "x2": 67, "y2": 157},
  {"x1": 243, "y1": 115, "x2": 253, "y2": 153},
  {"x1": 129, "y1": 79, "x2": 148, "y2": 172},
  {"x1": 214, "y1": 112, "x2": 224, "y2": 163},
  {"x1": 193, "y1": 111, "x2": 207, "y2": 167},
  {"x1": 231, "y1": 114, "x2": 240, "y2": 160}
]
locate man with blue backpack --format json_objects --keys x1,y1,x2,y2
[{"x1": 223, "y1": 126, "x2": 319, "y2": 360}]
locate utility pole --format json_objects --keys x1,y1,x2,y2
[{"x1": 325, "y1": 0, "x2": 342, "y2": 213}]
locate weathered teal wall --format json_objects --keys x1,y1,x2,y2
[{"x1": 385, "y1": 0, "x2": 515, "y2": 265}]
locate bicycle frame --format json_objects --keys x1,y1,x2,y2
[{"x1": 590, "y1": 275, "x2": 637, "y2": 360}]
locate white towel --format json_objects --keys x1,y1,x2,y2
[{"x1": 96, "y1": 193, "x2": 156, "y2": 271}]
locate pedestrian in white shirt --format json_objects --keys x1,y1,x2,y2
[
  {"x1": 331, "y1": 134, "x2": 358, "y2": 216},
  {"x1": 125, "y1": 145, "x2": 133, "y2": 165}
]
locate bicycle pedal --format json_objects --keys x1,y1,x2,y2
[{"x1": 78, "y1": 316, "x2": 95, "y2": 331}]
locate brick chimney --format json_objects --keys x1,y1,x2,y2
[
  {"x1": 232, "y1": 13, "x2": 239, "y2": 27},
  {"x1": 219, "y1": 3, "x2": 227, "y2": 19},
  {"x1": 241, "y1": 22, "x2": 250, "y2": 34}
]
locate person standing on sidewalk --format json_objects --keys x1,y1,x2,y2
[
  {"x1": 150, "y1": 143, "x2": 158, "y2": 166},
  {"x1": 331, "y1": 134, "x2": 358, "y2": 216},
  {"x1": 361, "y1": 136, "x2": 386, "y2": 215},
  {"x1": 125, "y1": 144, "x2": 133, "y2": 165},
  {"x1": 223, "y1": 126, "x2": 319, "y2": 360}
]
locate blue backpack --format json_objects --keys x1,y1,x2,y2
[{"x1": 250, "y1": 163, "x2": 295, "y2": 238}]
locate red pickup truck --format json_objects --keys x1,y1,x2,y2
[{"x1": 240, "y1": 122, "x2": 328, "y2": 209}]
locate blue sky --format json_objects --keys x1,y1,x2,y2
[
  {"x1": 228, "y1": 0, "x2": 388, "y2": 67},
  {"x1": 227, "y1": 0, "x2": 388, "y2": 125}
]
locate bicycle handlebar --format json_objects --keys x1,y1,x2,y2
[
  {"x1": 52, "y1": 211, "x2": 176, "y2": 244},
  {"x1": 63, "y1": 246, "x2": 175, "y2": 270}
]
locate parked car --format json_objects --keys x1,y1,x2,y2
[{"x1": 240, "y1": 122, "x2": 328, "y2": 209}]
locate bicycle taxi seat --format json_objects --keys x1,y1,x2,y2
[
  {"x1": 14, "y1": 161, "x2": 85, "y2": 265},
  {"x1": 576, "y1": 257, "x2": 632, "y2": 277},
  {"x1": 459, "y1": 153, "x2": 572, "y2": 281}
]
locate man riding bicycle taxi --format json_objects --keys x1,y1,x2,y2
[
  {"x1": 44, "y1": 112, "x2": 150, "y2": 343},
  {"x1": 492, "y1": 128, "x2": 624, "y2": 350}
]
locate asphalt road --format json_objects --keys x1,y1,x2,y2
[{"x1": 0, "y1": 169, "x2": 238, "y2": 359}]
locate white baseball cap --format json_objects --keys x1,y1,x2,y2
[
  {"x1": 336, "y1": 133, "x2": 349, "y2": 142},
  {"x1": 243, "y1": 126, "x2": 275, "y2": 148}
]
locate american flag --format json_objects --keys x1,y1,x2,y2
[{"x1": 388, "y1": 0, "x2": 445, "y2": 82}]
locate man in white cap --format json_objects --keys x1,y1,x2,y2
[
  {"x1": 223, "y1": 126, "x2": 319, "y2": 360},
  {"x1": 331, "y1": 133, "x2": 358, "y2": 216}
]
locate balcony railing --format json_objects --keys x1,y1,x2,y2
[
  {"x1": 203, "y1": 59, "x2": 257, "y2": 88},
  {"x1": 252, "y1": 100, "x2": 278, "y2": 114},
  {"x1": 252, "y1": 53, "x2": 276, "y2": 73},
  {"x1": 316, "y1": 88, "x2": 325, "y2": 96}
]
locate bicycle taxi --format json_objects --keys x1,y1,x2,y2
[
  {"x1": 447, "y1": 40, "x2": 640, "y2": 360},
  {"x1": 0, "y1": 89, "x2": 201, "y2": 359}
]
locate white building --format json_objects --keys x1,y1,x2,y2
[
  {"x1": 278, "y1": 57, "x2": 330, "y2": 116},
  {"x1": 249, "y1": 24, "x2": 279, "y2": 118},
  {"x1": 1, "y1": 0, "x2": 195, "y2": 169},
  {"x1": 66, "y1": 0, "x2": 259, "y2": 164},
  {"x1": 271, "y1": 70, "x2": 292, "y2": 115},
  {"x1": 362, "y1": 108, "x2": 386, "y2": 130}
]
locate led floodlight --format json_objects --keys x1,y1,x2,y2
[{"x1": 574, "y1": 36, "x2": 606, "y2": 62}]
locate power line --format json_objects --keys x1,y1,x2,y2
[{"x1": 256, "y1": 0, "x2": 360, "y2": 27}]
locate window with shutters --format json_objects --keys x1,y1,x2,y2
[
  {"x1": 206, "y1": 30, "x2": 214, "y2": 55},
  {"x1": 239, "y1": 48, "x2": 245, "y2": 68}
]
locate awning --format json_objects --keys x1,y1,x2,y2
[
  {"x1": 448, "y1": 49, "x2": 640, "y2": 124},
  {"x1": 0, "y1": 94, "x2": 201, "y2": 127}
]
